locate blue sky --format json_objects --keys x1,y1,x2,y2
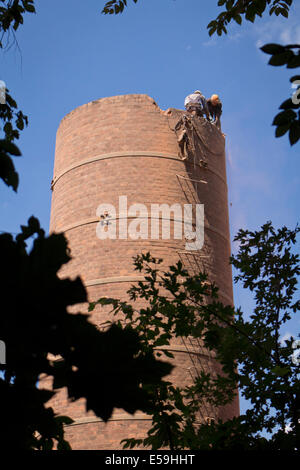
[{"x1": 0, "y1": 0, "x2": 299, "y2": 416}]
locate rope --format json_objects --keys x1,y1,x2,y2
[{"x1": 171, "y1": 110, "x2": 224, "y2": 161}]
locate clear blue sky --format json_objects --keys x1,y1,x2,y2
[{"x1": 0, "y1": 0, "x2": 299, "y2": 416}]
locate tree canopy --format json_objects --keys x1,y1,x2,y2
[
  {"x1": 0, "y1": 215, "x2": 172, "y2": 450},
  {"x1": 90, "y1": 223, "x2": 300, "y2": 450}
]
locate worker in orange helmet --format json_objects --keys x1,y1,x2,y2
[{"x1": 207, "y1": 94, "x2": 222, "y2": 129}]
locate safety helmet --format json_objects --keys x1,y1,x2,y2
[{"x1": 211, "y1": 94, "x2": 220, "y2": 103}]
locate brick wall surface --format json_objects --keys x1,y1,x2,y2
[{"x1": 47, "y1": 94, "x2": 239, "y2": 449}]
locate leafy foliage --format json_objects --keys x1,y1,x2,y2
[
  {"x1": 0, "y1": 0, "x2": 35, "y2": 194},
  {"x1": 90, "y1": 254, "x2": 239, "y2": 450},
  {"x1": 207, "y1": 2, "x2": 300, "y2": 146},
  {"x1": 260, "y1": 44, "x2": 300, "y2": 145},
  {"x1": 207, "y1": 1, "x2": 293, "y2": 36},
  {"x1": 101, "y1": 1, "x2": 293, "y2": 24},
  {"x1": 0, "y1": 89, "x2": 28, "y2": 191},
  {"x1": 91, "y1": 223, "x2": 300, "y2": 450},
  {"x1": 0, "y1": 217, "x2": 172, "y2": 450},
  {"x1": 0, "y1": 2, "x2": 32, "y2": 191},
  {"x1": 102, "y1": 0, "x2": 138, "y2": 15},
  {"x1": 0, "y1": 0, "x2": 36, "y2": 48},
  {"x1": 229, "y1": 223, "x2": 300, "y2": 443}
]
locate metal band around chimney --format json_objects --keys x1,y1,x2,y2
[
  {"x1": 84, "y1": 276, "x2": 233, "y2": 305},
  {"x1": 51, "y1": 151, "x2": 227, "y2": 189},
  {"x1": 52, "y1": 216, "x2": 230, "y2": 245}
]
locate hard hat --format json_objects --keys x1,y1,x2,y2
[
  {"x1": 194, "y1": 90, "x2": 202, "y2": 94},
  {"x1": 211, "y1": 94, "x2": 220, "y2": 102}
]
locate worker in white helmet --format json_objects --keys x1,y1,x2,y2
[{"x1": 184, "y1": 90, "x2": 210, "y2": 119}]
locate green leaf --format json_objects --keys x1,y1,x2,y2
[
  {"x1": 287, "y1": 54, "x2": 300, "y2": 69},
  {"x1": 275, "y1": 123, "x2": 290, "y2": 137},
  {"x1": 3, "y1": 122, "x2": 13, "y2": 135},
  {"x1": 226, "y1": 0, "x2": 234, "y2": 11},
  {"x1": 269, "y1": 51, "x2": 294, "y2": 66},
  {"x1": 271, "y1": 366, "x2": 290, "y2": 377},
  {"x1": 279, "y1": 98, "x2": 299, "y2": 110},
  {"x1": 260, "y1": 43, "x2": 285, "y2": 55},
  {"x1": 24, "y1": 4, "x2": 36, "y2": 13},
  {"x1": 16, "y1": 117, "x2": 24, "y2": 130},
  {"x1": 289, "y1": 122, "x2": 300, "y2": 145},
  {"x1": 234, "y1": 15, "x2": 242, "y2": 25},
  {"x1": 0, "y1": 152, "x2": 19, "y2": 191},
  {"x1": 272, "y1": 109, "x2": 296, "y2": 126},
  {"x1": 0, "y1": 140, "x2": 22, "y2": 156}
]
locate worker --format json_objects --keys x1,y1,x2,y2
[
  {"x1": 207, "y1": 94, "x2": 222, "y2": 129},
  {"x1": 184, "y1": 90, "x2": 210, "y2": 119}
]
